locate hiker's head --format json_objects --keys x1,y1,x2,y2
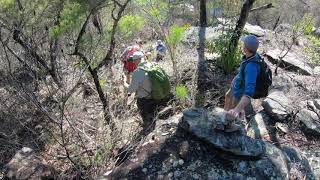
[
  {"x1": 241, "y1": 35, "x2": 259, "y2": 55},
  {"x1": 157, "y1": 40, "x2": 162, "y2": 45},
  {"x1": 132, "y1": 51, "x2": 144, "y2": 64}
]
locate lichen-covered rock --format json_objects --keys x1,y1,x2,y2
[
  {"x1": 244, "y1": 23, "x2": 265, "y2": 37},
  {"x1": 313, "y1": 66, "x2": 320, "y2": 75},
  {"x1": 250, "y1": 142, "x2": 289, "y2": 180},
  {"x1": 4, "y1": 147, "x2": 55, "y2": 180},
  {"x1": 266, "y1": 49, "x2": 313, "y2": 75},
  {"x1": 282, "y1": 146, "x2": 315, "y2": 179},
  {"x1": 262, "y1": 91, "x2": 292, "y2": 121},
  {"x1": 182, "y1": 108, "x2": 264, "y2": 157},
  {"x1": 297, "y1": 109, "x2": 320, "y2": 136},
  {"x1": 247, "y1": 111, "x2": 271, "y2": 139}
]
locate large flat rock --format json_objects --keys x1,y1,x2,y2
[
  {"x1": 182, "y1": 108, "x2": 264, "y2": 157},
  {"x1": 262, "y1": 91, "x2": 292, "y2": 121},
  {"x1": 183, "y1": 26, "x2": 221, "y2": 44},
  {"x1": 297, "y1": 109, "x2": 320, "y2": 136},
  {"x1": 244, "y1": 23, "x2": 265, "y2": 37},
  {"x1": 266, "y1": 49, "x2": 313, "y2": 75},
  {"x1": 247, "y1": 112, "x2": 271, "y2": 140},
  {"x1": 4, "y1": 147, "x2": 55, "y2": 180}
]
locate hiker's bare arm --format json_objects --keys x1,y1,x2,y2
[{"x1": 228, "y1": 95, "x2": 250, "y2": 117}]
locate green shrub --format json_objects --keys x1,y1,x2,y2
[
  {"x1": 207, "y1": 26, "x2": 241, "y2": 74},
  {"x1": 306, "y1": 36, "x2": 320, "y2": 66},
  {"x1": 118, "y1": 15, "x2": 145, "y2": 37},
  {"x1": 175, "y1": 84, "x2": 188, "y2": 100}
]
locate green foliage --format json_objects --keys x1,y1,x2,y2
[
  {"x1": 207, "y1": 27, "x2": 241, "y2": 74},
  {"x1": 301, "y1": 14, "x2": 315, "y2": 35},
  {"x1": 99, "y1": 79, "x2": 106, "y2": 88},
  {"x1": 165, "y1": 24, "x2": 188, "y2": 61},
  {"x1": 175, "y1": 84, "x2": 188, "y2": 100},
  {"x1": 50, "y1": 2, "x2": 87, "y2": 38},
  {"x1": 0, "y1": 0, "x2": 14, "y2": 9},
  {"x1": 118, "y1": 15, "x2": 144, "y2": 37},
  {"x1": 306, "y1": 36, "x2": 320, "y2": 66},
  {"x1": 166, "y1": 25, "x2": 187, "y2": 48},
  {"x1": 135, "y1": 0, "x2": 168, "y2": 22},
  {"x1": 292, "y1": 13, "x2": 315, "y2": 36}
]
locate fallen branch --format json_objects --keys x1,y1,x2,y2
[{"x1": 250, "y1": 3, "x2": 274, "y2": 12}]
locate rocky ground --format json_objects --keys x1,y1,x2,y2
[
  {"x1": 2, "y1": 23, "x2": 320, "y2": 179},
  {"x1": 102, "y1": 23, "x2": 320, "y2": 180}
]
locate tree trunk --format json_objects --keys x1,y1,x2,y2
[
  {"x1": 199, "y1": 0, "x2": 207, "y2": 27},
  {"x1": 228, "y1": 0, "x2": 256, "y2": 55}
]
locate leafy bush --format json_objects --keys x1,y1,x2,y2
[
  {"x1": 166, "y1": 25, "x2": 188, "y2": 50},
  {"x1": 207, "y1": 26, "x2": 241, "y2": 74},
  {"x1": 175, "y1": 84, "x2": 188, "y2": 100},
  {"x1": 50, "y1": 2, "x2": 87, "y2": 38},
  {"x1": 306, "y1": 36, "x2": 320, "y2": 66},
  {"x1": 0, "y1": 0, "x2": 14, "y2": 9},
  {"x1": 118, "y1": 15, "x2": 145, "y2": 37}
]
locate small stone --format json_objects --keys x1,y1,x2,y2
[
  {"x1": 169, "y1": 159, "x2": 174, "y2": 163},
  {"x1": 173, "y1": 161, "x2": 178, "y2": 167},
  {"x1": 178, "y1": 159, "x2": 184, "y2": 165},
  {"x1": 142, "y1": 168, "x2": 147, "y2": 173},
  {"x1": 148, "y1": 164, "x2": 152, "y2": 168},
  {"x1": 238, "y1": 161, "x2": 247, "y2": 173},
  {"x1": 168, "y1": 172, "x2": 173, "y2": 178},
  {"x1": 193, "y1": 174, "x2": 199, "y2": 179},
  {"x1": 174, "y1": 170, "x2": 181, "y2": 177}
]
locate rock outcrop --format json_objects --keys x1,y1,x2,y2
[
  {"x1": 4, "y1": 147, "x2": 55, "y2": 180},
  {"x1": 182, "y1": 108, "x2": 264, "y2": 157},
  {"x1": 262, "y1": 91, "x2": 292, "y2": 121},
  {"x1": 244, "y1": 23, "x2": 266, "y2": 37},
  {"x1": 266, "y1": 49, "x2": 314, "y2": 75},
  {"x1": 297, "y1": 109, "x2": 320, "y2": 136}
]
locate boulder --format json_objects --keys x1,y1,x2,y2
[
  {"x1": 302, "y1": 149, "x2": 320, "y2": 178},
  {"x1": 244, "y1": 23, "x2": 265, "y2": 37},
  {"x1": 262, "y1": 91, "x2": 292, "y2": 121},
  {"x1": 247, "y1": 112, "x2": 271, "y2": 140},
  {"x1": 266, "y1": 49, "x2": 313, "y2": 75},
  {"x1": 181, "y1": 108, "x2": 264, "y2": 157},
  {"x1": 311, "y1": 27, "x2": 320, "y2": 38},
  {"x1": 271, "y1": 75, "x2": 296, "y2": 93},
  {"x1": 183, "y1": 26, "x2": 221, "y2": 44},
  {"x1": 314, "y1": 66, "x2": 320, "y2": 75},
  {"x1": 297, "y1": 109, "x2": 320, "y2": 136},
  {"x1": 251, "y1": 142, "x2": 289, "y2": 180},
  {"x1": 275, "y1": 24, "x2": 292, "y2": 34},
  {"x1": 4, "y1": 147, "x2": 55, "y2": 180},
  {"x1": 282, "y1": 146, "x2": 315, "y2": 179}
]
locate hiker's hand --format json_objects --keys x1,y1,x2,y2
[{"x1": 228, "y1": 108, "x2": 240, "y2": 118}]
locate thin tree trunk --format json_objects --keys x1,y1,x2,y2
[
  {"x1": 228, "y1": 0, "x2": 256, "y2": 55},
  {"x1": 200, "y1": 0, "x2": 207, "y2": 27},
  {"x1": 95, "y1": 0, "x2": 131, "y2": 71},
  {"x1": 195, "y1": 0, "x2": 207, "y2": 107}
]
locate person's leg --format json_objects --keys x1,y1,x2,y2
[
  {"x1": 244, "y1": 101, "x2": 255, "y2": 122},
  {"x1": 137, "y1": 98, "x2": 157, "y2": 132},
  {"x1": 224, "y1": 88, "x2": 238, "y2": 110}
]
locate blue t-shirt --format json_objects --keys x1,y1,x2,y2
[{"x1": 233, "y1": 54, "x2": 261, "y2": 99}]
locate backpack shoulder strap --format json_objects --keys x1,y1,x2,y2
[{"x1": 241, "y1": 57, "x2": 263, "y2": 81}]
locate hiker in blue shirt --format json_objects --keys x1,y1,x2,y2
[
  {"x1": 225, "y1": 35, "x2": 261, "y2": 119},
  {"x1": 155, "y1": 40, "x2": 167, "y2": 62}
]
